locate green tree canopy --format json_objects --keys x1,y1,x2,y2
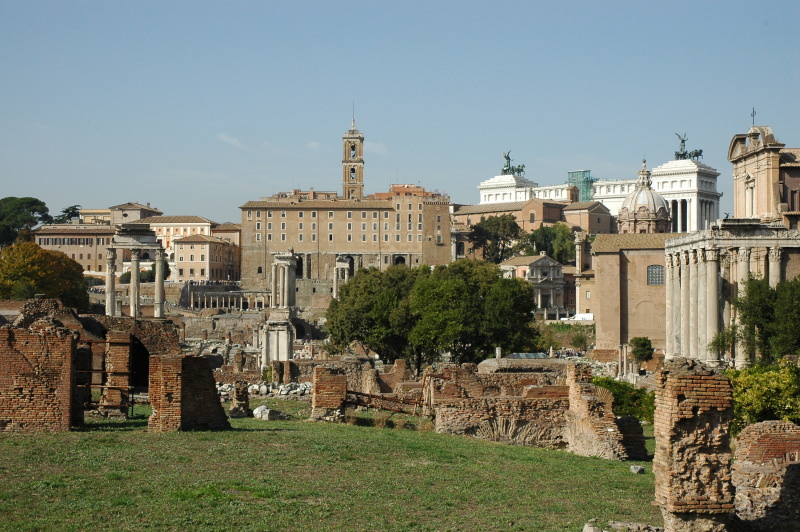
[
  {"x1": 326, "y1": 259, "x2": 539, "y2": 372},
  {"x1": 709, "y1": 276, "x2": 800, "y2": 363},
  {"x1": 119, "y1": 259, "x2": 171, "y2": 283},
  {"x1": 466, "y1": 214, "x2": 521, "y2": 264},
  {"x1": 0, "y1": 197, "x2": 52, "y2": 246},
  {"x1": 0, "y1": 241, "x2": 89, "y2": 310},
  {"x1": 514, "y1": 223, "x2": 575, "y2": 264},
  {"x1": 630, "y1": 336, "x2": 653, "y2": 362},
  {"x1": 726, "y1": 359, "x2": 800, "y2": 435},
  {"x1": 52, "y1": 205, "x2": 82, "y2": 224}
]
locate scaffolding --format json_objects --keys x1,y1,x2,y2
[{"x1": 567, "y1": 170, "x2": 596, "y2": 202}]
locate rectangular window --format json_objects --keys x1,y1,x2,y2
[
  {"x1": 383, "y1": 211, "x2": 389, "y2": 219},
  {"x1": 586, "y1": 291, "x2": 591, "y2": 299},
  {"x1": 361, "y1": 234, "x2": 366, "y2": 242},
  {"x1": 267, "y1": 222, "x2": 272, "y2": 230},
  {"x1": 190, "y1": 268, "x2": 195, "y2": 276},
  {"x1": 281, "y1": 234, "x2": 286, "y2": 241},
  {"x1": 407, "y1": 234, "x2": 412, "y2": 242},
  {"x1": 347, "y1": 211, "x2": 352, "y2": 219},
  {"x1": 200, "y1": 268, "x2": 205, "y2": 276},
  {"x1": 281, "y1": 211, "x2": 286, "y2": 218},
  {"x1": 299, "y1": 222, "x2": 304, "y2": 230},
  {"x1": 647, "y1": 265, "x2": 665, "y2": 285},
  {"x1": 189, "y1": 255, "x2": 194, "y2": 261},
  {"x1": 347, "y1": 223, "x2": 352, "y2": 231},
  {"x1": 328, "y1": 223, "x2": 334, "y2": 230},
  {"x1": 179, "y1": 256, "x2": 184, "y2": 261},
  {"x1": 281, "y1": 222, "x2": 286, "y2": 230},
  {"x1": 361, "y1": 211, "x2": 367, "y2": 219},
  {"x1": 384, "y1": 234, "x2": 389, "y2": 242},
  {"x1": 179, "y1": 269, "x2": 184, "y2": 276},
  {"x1": 267, "y1": 234, "x2": 272, "y2": 241},
  {"x1": 256, "y1": 210, "x2": 261, "y2": 218},
  {"x1": 299, "y1": 234, "x2": 304, "y2": 242},
  {"x1": 256, "y1": 234, "x2": 261, "y2": 241},
  {"x1": 361, "y1": 223, "x2": 366, "y2": 231},
  {"x1": 347, "y1": 234, "x2": 352, "y2": 242},
  {"x1": 312, "y1": 234, "x2": 317, "y2": 242},
  {"x1": 267, "y1": 210, "x2": 273, "y2": 217},
  {"x1": 298, "y1": 211, "x2": 304, "y2": 218},
  {"x1": 200, "y1": 254, "x2": 205, "y2": 261},
  {"x1": 395, "y1": 234, "x2": 400, "y2": 242},
  {"x1": 328, "y1": 234, "x2": 333, "y2": 241},
  {"x1": 373, "y1": 234, "x2": 377, "y2": 242},
  {"x1": 312, "y1": 211, "x2": 317, "y2": 218},
  {"x1": 247, "y1": 210, "x2": 252, "y2": 219},
  {"x1": 256, "y1": 222, "x2": 261, "y2": 230},
  {"x1": 328, "y1": 211, "x2": 334, "y2": 218}
]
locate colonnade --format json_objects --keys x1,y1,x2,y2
[
  {"x1": 270, "y1": 252, "x2": 297, "y2": 309},
  {"x1": 104, "y1": 247, "x2": 166, "y2": 318},
  {"x1": 665, "y1": 225, "x2": 792, "y2": 368}
]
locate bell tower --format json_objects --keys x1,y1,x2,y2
[{"x1": 342, "y1": 119, "x2": 364, "y2": 200}]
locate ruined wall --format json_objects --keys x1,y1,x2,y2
[
  {"x1": 87, "y1": 315, "x2": 181, "y2": 357},
  {"x1": 653, "y1": 358, "x2": 734, "y2": 532},
  {"x1": 563, "y1": 364, "x2": 630, "y2": 460},
  {"x1": 732, "y1": 420, "x2": 800, "y2": 530},
  {"x1": 0, "y1": 326, "x2": 77, "y2": 432},
  {"x1": 97, "y1": 331, "x2": 132, "y2": 417},
  {"x1": 431, "y1": 365, "x2": 571, "y2": 448},
  {"x1": 309, "y1": 367, "x2": 347, "y2": 421},
  {"x1": 271, "y1": 359, "x2": 381, "y2": 394},
  {"x1": 148, "y1": 355, "x2": 230, "y2": 431}
]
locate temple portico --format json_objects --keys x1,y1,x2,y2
[
  {"x1": 665, "y1": 218, "x2": 800, "y2": 368},
  {"x1": 104, "y1": 224, "x2": 166, "y2": 318}
]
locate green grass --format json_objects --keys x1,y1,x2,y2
[{"x1": 0, "y1": 399, "x2": 661, "y2": 532}]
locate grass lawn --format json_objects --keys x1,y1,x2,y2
[{"x1": 0, "y1": 399, "x2": 661, "y2": 532}]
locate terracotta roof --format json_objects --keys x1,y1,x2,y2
[
  {"x1": 108, "y1": 202, "x2": 162, "y2": 213},
  {"x1": 501, "y1": 254, "x2": 555, "y2": 267},
  {"x1": 35, "y1": 224, "x2": 116, "y2": 234},
  {"x1": 173, "y1": 234, "x2": 231, "y2": 244},
  {"x1": 213, "y1": 223, "x2": 241, "y2": 231},
  {"x1": 563, "y1": 201, "x2": 608, "y2": 212},
  {"x1": 452, "y1": 201, "x2": 529, "y2": 215},
  {"x1": 239, "y1": 199, "x2": 392, "y2": 210},
  {"x1": 591, "y1": 232, "x2": 684, "y2": 253},
  {"x1": 137, "y1": 215, "x2": 217, "y2": 225}
]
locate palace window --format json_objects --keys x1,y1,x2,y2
[{"x1": 647, "y1": 265, "x2": 665, "y2": 285}]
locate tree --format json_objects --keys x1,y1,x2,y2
[
  {"x1": 326, "y1": 265, "x2": 427, "y2": 363},
  {"x1": 409, "y1": 259, "x2": 538, "y2": 364},
  {"x1": 514, "y1": 223, "x2": 575, "y2": 264},
  {"x1": 466, "y1": 214, "x2": 521, "y2": 264},
  {"x1": 52, "y1": 205, "x2": 82, "y2": 224},
  {"x1": 630, "y1": 336, "x2": 653, "y2": 362},
  {"x1": 0, "y1": 242, "x2": 89, "y2": 310},
  {"x1": 0, "y1": 197, "x2": 52, "y2": 247},
  {"x1": 326, "y1": 259, "x2": 539, "y2": 372}
]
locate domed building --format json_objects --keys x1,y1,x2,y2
[{"x1": 617, "y1": 160, "x2": 672, "y2": 234}]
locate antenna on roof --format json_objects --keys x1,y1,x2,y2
[
  {"x1": 751, "y1": 107, "x2": 756, "y2": 127},
  {"x1": 352, "y1": 101, "x2": 356, "y2": 129}
]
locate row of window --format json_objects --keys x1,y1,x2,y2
[
  {"x1": 255, "y1": 233, "x2": 429, "y2": 243},
  {"x1": 39, "y1": 237, "x2": 108, "y2": 246},
  {"x1": 71, "y1": 252, "x2": 102, "y2": 260},
  {"x1": 246, "y1": 206, "x2": 428, "y2": 220},
  {"x1": 254, "y1": 221, "x2": 429, "y2": 232}
]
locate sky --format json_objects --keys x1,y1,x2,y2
[{"x1": 2, "y1": 1, "x2": 799, "y2": 224}]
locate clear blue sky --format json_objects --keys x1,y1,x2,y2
[{"x1": 2, "y1": 1, "x2": 799, "y2": 224}]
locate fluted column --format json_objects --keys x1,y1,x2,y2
[
  {"x1": 130, "y1": 249, "x2": 141, "y2": 318},
  {"x1": 154, "y1": 248, "x2": 164, "y2": 318},
  {"x1": 672, "y1": 252, "x2": 682, "y2": 357},
  {"x1": 105, "y1": 248, "x2": 116, "y2": 316},
  {"x1": 768, "y1": 247, "x2": 782, "y2": 288},
  {"x1": 706, "y1": 246, "x2": 720, "y2": 365},
  {"x1": 680, "y1": 251, "x2": 690, "y2": 357},
  {"x1": 735, "y1": 247, "x2": 751, "y2": 368},
  {"x1": 270, "y1": 263, "x2": 278, "y2": 308}
]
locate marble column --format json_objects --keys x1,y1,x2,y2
[
  {"x1": 270, "y1": 263, "x2": 277, "y2": 308},
  {"x1": 688, "y1": 250, "x2": 698, "y2": 360},
  {"x1": 706, "y1": 246, "x2": 720, "y2": 365},
  {"x1": 154, "y1": 248, "x2": 164, "y2": 318},
  {"x1": 130, "y1": 249, "x2": 141, "y2": 318},
  {"x1": 735, "y1": 247, "x2": 751, "y2": 368},
  {"x1": 697, "y1": 249, "x2": 707, "y2": 361},
  {"x1": 672, "y1": 252, "x2": 682, "y2": 357},
  {"x1": 665, "y1": 254, "x2": 674, "y2": 359},
  {"x1": 768, "y1": 247, "x2": 782, "y2": 288},
  {"x1": 105, "y1": 248, "x2": 116, "y2": 317},
  {"x1": 680, "y1": 251, "x2": 690, "y2": 357}
]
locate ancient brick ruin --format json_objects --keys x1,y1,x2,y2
[
  {"x1": 732, "y1": 420, "x2": 800, "y2": 530},
  {"x1": 309, "y1": 366, "x2": 347, "y2": 421},
  {"x1": 148, "y1": 355, "x2": 230, "y2": 431},
  {"x1": 1, "y1": 298, "x2": 225, "y2": 433},
  {"x1": 653, "y1": 358, "x2": 734, "y2": 532},
  {"x1": 0, "y1": 325, "x2": 78, "y2": 432}
]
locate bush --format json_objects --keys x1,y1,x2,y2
[
  {"x1": 630, "y1": 337, "x2": 653, "y2": 362},
  {"x1": 592, "y1": 376, "x2": 655, "y2": 423},
  {"x1": 725, "y1": 359, "x2": 800, "y2": 435}
]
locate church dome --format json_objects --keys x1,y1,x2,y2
[{"x1": 618, "y1": 160, "x2": 671, "y2": 233}]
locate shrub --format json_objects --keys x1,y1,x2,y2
[
  {"x1": 725, "y1": 358, "x2": 800, "y2": 435},
  {"x1": 629, "y1": 337, "x2": 653, "y2": 362},
  {"x1": 592, "y1": 376, "x2": 655, "y2": 423}
]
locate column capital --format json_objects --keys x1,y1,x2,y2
[
  {"x1": 768, "y1": 246, "x2": 782, "y2": 263},
  {"x1": 131, "y1": 249, "x2": 141, "y2": 259},
  {"x1": 705, "y1": 246, "x2": 719, "y2": 262},
  {"x1": 738, "y1": 247, "x2": 750, "y2": 262}
]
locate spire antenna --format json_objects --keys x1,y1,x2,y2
[
  {"x1": 352, "y1": 101, "x2": 356, "y2": 129},
  {"x1": 751, "y1": 107, "x2": 756, "y2": 127}
]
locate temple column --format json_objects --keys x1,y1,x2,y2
[
  {"x1": 680, "y1": 251, "x2": 690, "y2": 358},
  {"x1": 270, "y1": 263, "x2": 277, "y2": 308},
  {"x1": 671, "y1": 252, "x2": 682, "y2": 357},
  {"x1": 130, "y1": 249, "x2": 141, "y2": 318},
  {"x1": 105, "y1": 248, "x2": 117, "y2": 317},
  {"x1": 697, "y1": 249, "x2": 707, "y2": 361},
  {"x1": 665, "y1": 254, "x2": 674, "y2": 359},
  {"x1": 706, "y1": 246, "x2": 720, "y2": 365},
  {"x1": 154, "y1": 248, "x2": 164, "y2": 318},
  {"x1": 735, "y1": 247, "x2": 751, "y2": 368},
  {"x1": 768, "y1": 247, "x2": 782, "y2": 288},
  {"x1": 688, "y1": 250, "x2": 698, "y2": 359}
]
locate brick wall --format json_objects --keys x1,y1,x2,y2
[
  {"x1": 98, "y1": 331, "x2": 131, "y2": 417},
  {"x1": 88, "y1": 315, "x2": 181, "y2": 357},
  {"x1": 733, "y1": 420, "x2": 800, "y2": 530},
  {"x1": 310, "y1": 367, "x2": 347, "y2": 421},
  {"x1": 271, "y1": 359, "x2": 381, "y2": 394},
  {"x1": 0, "y1": 327, "x2": 77, "y2": 432},
  {"x1": 653, "y1": 358, "x2": 734, "y2": 531},
  {"x1": 148, "y1": 355, "x2": 231, "y2": 431}
]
